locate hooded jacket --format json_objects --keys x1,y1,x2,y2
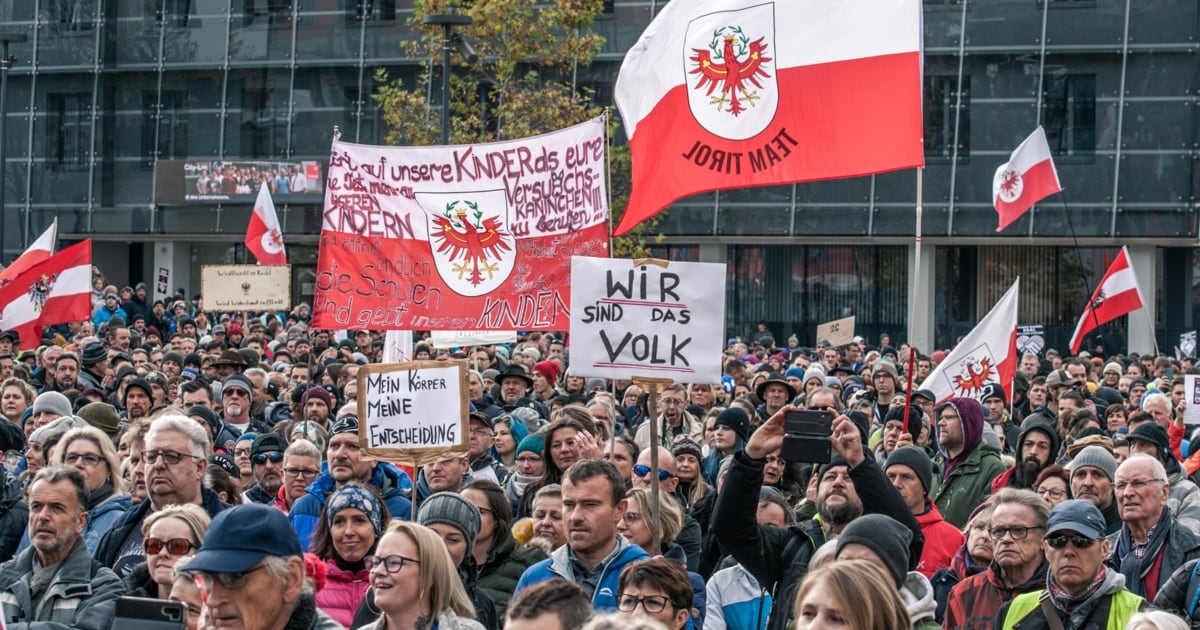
[
  {"x1": 997, "y1": 569, "x2": 1144, "y2": 629},
  {"x1": 289, "y1": 462, "x2": 413, "y2": 550},
  {"x1": 991, "y1": 421, "x2": 1061, "y2": 493},
  {"x1": 943, "y1": 560, "x2": 1049, "y2": 630},
  {"x1": 705, "y1": 563, "x2": 771, "y2": 630},
  {"x1": 933, "y1": 398, "x2": 1006, "y2": 528},
  {"x1": 0, "y1": 537, "x2": 124, "y2": 630},
  {"x1": 914, "y1": 499, "x2": 963, "y2": 579},
  {"x1": 1153, "y1": 558, "x2": 1200, "y2": 629},
  {"x1": 513, "y1": 535, "x2": 650, "y2": 612},
  {"x1": 901, "y1": 571, "x2": 940, "y2": 629}
]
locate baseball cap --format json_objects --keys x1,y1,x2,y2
[
  {"x1": 183, "y1": 504, "x2": 302, "y2": 574},
  {"x1": 1045, "y1": 499, "x2": 1106, "y2": 540}
]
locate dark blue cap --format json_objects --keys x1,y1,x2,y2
[
  {"x1": 182, "y1": 504, "x2": 302, "y2": 573},
  {"x1": 1046, "y1": 499, "x2": 1106, "y2": 540}
]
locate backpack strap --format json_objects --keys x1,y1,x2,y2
[{"x1": 1186, "y1": 560, "x2": 1200, "y2": 617}]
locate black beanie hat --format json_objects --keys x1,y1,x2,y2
[
  {"x1": 884, "y1": 445, "x2": 933, "y2": 495},
  {"x1": 1128, "y1": 422, "x2": 1171, "y2": 461},
  {"x1": 836, "y1": 513, "x2": 912, "y2": 587},
  {"x1": 714, "y1": 407, "x2": 751, "y2": 443}
]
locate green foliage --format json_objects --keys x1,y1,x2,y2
[{"x1": 372, "y1": 0, "x2": 661, "y2": 257}]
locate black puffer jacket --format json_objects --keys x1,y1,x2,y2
[
  {"x1": 0, "y1": 475, "x2": 27, "y2": 563},
  {"x1": 477, "y1": 528, "x2": 547, "y2": 621}
]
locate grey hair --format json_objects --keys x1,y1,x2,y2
[
  {"x1": 1141, "y1": 392, "x2": 1171, "y2": 413},
  {"x1": 992, "y1": 487, "x2": 1051, "y2": 528},
  {"x1": 1126, "y1": 610, "x2": 1189, "y2": 630},
  {"x1": 262, "y1": 554, "x2": 313, "y2": 597},
  {"x1": 28, "y1": 466, "x2": 89, "y2": 514},
  {"x1": 146, "y1": 415, "x2": 210, "y2": 459},
  {"x1": 284, "y1": 438, "x2": 322, "y2": 462},
  {"x1": 1119, "y1": 453, "x2": 1169, "y2": 482}
]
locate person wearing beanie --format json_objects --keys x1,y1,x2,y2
[
  {"x1": 301, "y1": 385, "x2": 334, "y2": 427},
  {"x1": 885, "y1": 445, "x2": 963, "y2": 580},
  {"x1": 313, "y1": 483, "x2": 386, "y2": 627},
  {"x1": 874, "y1": 404, "x2": 924, "y2": 466},
  {"x1": 871, "y1": 358, "x2": 903, "y2": 425},
  {"x1": 77, "y1": 402, "x2": 120, "y2": 439},
  {"x1": 711, "y1": 404, "x2": 924, "y2": 630},
  {"x1": 835, "y1": 513, "x2": 939, "y2": 628},
  {"x1": 703, "y1": 407, "x2": 749, "y2": 485},
  {"x1": 933, "y1": 397, "x2": 1007, "y2": 528},
  {"x1": 220, "y1": 372, "x2": 265, "y2": 434},
  {"x1": 77, "y1": 340, "x2": 108, "y2": 390},
  {"x1": 26, "y1": 415, "x2": 90, "y2": 475},
  {"x1": 530, "y1": 360, "x2": 560, "y2": 403},
  {"x1": 29, "y1": 391, "x2": 74, "y2": 429},
  {"x1": 122, "y1": 378, "x2": 154, "y2": 421},
  {"x1": 991, "y1": 419, "x2": 1061, "y2": 494},
  {"x1": 980, "y1": 382, "x2": 1020, "y2": 453},
  {"x1": 506, "y1": 433, "x2": 546, "y2": 515},
  {"x1": 1128, "y1": 422, "x2": 1200, "y2": 528},
  {"x1": 1070, "y1": 445, "x2": 1122, "y2": 536},
  {"x1": 406, "y1": 492, "x2": 498, "y2": 630}
]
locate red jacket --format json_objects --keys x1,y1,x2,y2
[
  {"x1": 314, "y1": 558, "x2": 370, "y2": 628},
  {"x1": 915, "y1": 500, "x2": 963, "y2": 579},
  {"x1": 990, "y1": 467, "x2": 1016, "y2": 493},
  {"x1": 942, "y1": 561, "x2": 1047, "y2": 630}
]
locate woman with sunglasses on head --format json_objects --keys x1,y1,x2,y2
[
  {"x1": 123, "y1": 503, "x2": 211, "y2": 598},
  {"x1": 312, "y1": 483, "x2": 390, "y2": 627},
  {"x1": 357, "y1": 521, "x2": 485, "y2": 630}
]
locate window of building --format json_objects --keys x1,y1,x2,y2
[
  {"x1": 346, "y1": 0, "x2": 397, "y2": 22},
  {"x1": 240, "y1": 88, "x2": 287, "y2": 158},
  {"x1": 153, "y1": 0, "x2": 192, "y2": 27},
  {"x1": 46, "y1": 93, "x2": 91, "y2": 168},
  {"x1": 143, "y1": 91, "x2": 189, "y2": 163},
  {"x1": 242, "y1": 0, "x2": 291, "y2": 26},
  {"x1": 1042, "y1": 74, "x2": 1095, "y2": 157},
  {"x1": 49, "y1": 0, "x2": 96, "y2": 31},
  {"x1": 924, "y1": 74, "x2": 969, "y2": 159}
]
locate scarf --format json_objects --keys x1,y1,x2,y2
[
  {"x1": 1116, "y1": 506, "x2": 1171, "y2": 596},
  {"x1": 506, "y1": 472, "x2": 539, "y2": 502},
  {"x1": 1047, "y1": 566, "x2": 1107, "y2": 613},
  {"x1": 87, "y1": 483, "x2": 114, "y2": 510},
  {"x1": 949, "y1": 541, "x2": 989, "y2": 580}
]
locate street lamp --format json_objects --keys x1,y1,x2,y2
[
  {"x1": 422, "y1": 14, "x2": 475, "y2": 145},
  {"x1": 0, "y1": 32, "x2": 27, "y2": 263}
]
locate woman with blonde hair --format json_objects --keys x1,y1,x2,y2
[
  {"x1": 793, "y1": 560, "x2": 910, "y2": 630},
  {"x1": 51, "y1": 425, "x2": 131, "y2": 552},
  {"x1": 359, "y1": 521, "x2": 484, "y2": 630},
  {"x1": 126, "y1": 504, "x2": 211, "y2": 599},
  {"x1": 619, "y1": 487, "x2": 683, "y2": 559}
]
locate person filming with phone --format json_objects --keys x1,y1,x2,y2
[{"x1": 711, "y1": 401, "x2": 924, "y2": 630}]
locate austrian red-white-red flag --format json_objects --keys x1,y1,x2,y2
[
  {"x1": 993, "y1": 127, "x2": 1062, "y2": 231},
  {"x1": 0, "y1": 240, "x2": 92, "y2": 346},
  {"x1": 246, "y1": 183, "x2": 287, "y2": 265},
  {"x1": 1069, "y1": 247, "x2": 1145, "y2": 354},
  {"x1": 612, "y1": 0, "x2": 923, "y2": 236},
  {"x1": 0, "y1": 219, "x2": 58, "y2": 288},
  {"x1": 918, "y1": 278, "x2": 1020, "y2": 404}
]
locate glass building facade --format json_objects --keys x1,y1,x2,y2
[{"x1": 1, "y1": 0, "x2": 1197, "y2": 351}]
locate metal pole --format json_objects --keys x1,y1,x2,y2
[
  {"x1": 440, "y1": 23, "x2": 451, "y2": 145},
  {"x1": 0, "y1": 34, "x2": 26, "y2": 264}
]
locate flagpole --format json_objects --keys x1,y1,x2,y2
[
  {"x1": 1058, "y1": 190, "x2": 1104, "y2": 354},
  {"x1": 603, "y1": 108, "x2": 614, "y2": 257}
]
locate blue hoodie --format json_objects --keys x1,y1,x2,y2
[{"x1": 289, "y1": 461, "x2": 413, "y2": 550}]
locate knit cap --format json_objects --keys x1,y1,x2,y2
[
  {"x1": 884, "y1": 445, "x2": 933, "y2": 495},
  {"x1": 1128, "y1": 422, "x2": 1171, "y2": 461},
  {"x1": 1070, "y1": 445, "x2": 1118, "y2": 483},
  {"x1": 713, "y1": 407, "x2": 751, "y2": 443},
  {"x1": 835, "y1": 513, "x2": 912, "y2": 587},
  {"x1": 516, "y1": 432, "x2": 544, "y2": 457},
  {"x1": 532, "y1": 360, "x2": 561, "y2": 384},
  {"x1": 418, "y1": 492, "x2": 482, "y2": 550},
  {"x1": 671, "y1": 436, "x2": 704, "y2": 463},
  {"x1": 81, "y1": 341, "x2": 107, "y2": 367},
  {"x1": 29, "y1": 415, "x2": 89, "y2": 447},
  {"x1": 77, "y1": 402, "x2": 120, "y2": 437},
  {"x1": 32, "y1": 392, "x2": 73, "y2": 419},
  {"x1": 327, "y1": 484, "x2": 384, "y2": 535}
]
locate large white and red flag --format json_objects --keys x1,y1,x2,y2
[
  {"x1": 1069, "y1": 247, "x2": 1145, "y2": 354},
  {"x1": 246, "y1": 183, "x2": 287, "y2": 265},
  {"x1": 612, "y1": 0, "x2": 923, "y2": 235},
  {"x1": 918, "y1": 278, "x2": 1020, "y2": 404},
  {"x1": 993, "y1": 127, "x2": 1062, "y2": 231},
  {"x1": 0, "y1": 219, "x2": 58, "y2": 288},
  {"x1": 0, "y1": 240, "x2": 92, "y2": 345},
  {"x1": 314, "y1": 117, "x2": 608, "y2": 330}
]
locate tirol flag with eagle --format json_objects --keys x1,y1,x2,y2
[
  {"x1": 612, "y1": 0, "x2": 924, "y2": 236},
  {"x1": 313, "y1": 117, "x2": 608, "y2": 331},
  {"x1": 918, "y1": 278, "x2": 1020, "y2": 404}
]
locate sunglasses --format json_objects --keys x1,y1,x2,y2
[
  {"x1": 252, "y1": 452, "x2": 284, "y2": 465},
  {"x1": 144, "y1": 537, "x2": 197, "y2": 555},
  {"x1": 633, "y1": 465, "x2": 674, "y2": 481},
  {"x1": 1046, "y1": 535, "x2": 1097, "y2": 549}
]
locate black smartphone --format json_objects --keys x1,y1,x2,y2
[
  {"x1": 781, "y1": 409, "x2": 835, "y2": 463},
  {"x1": 113, "y1": 596, "x2": 185, "y2": 630}
]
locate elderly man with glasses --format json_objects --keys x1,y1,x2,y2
[
  {"x1": 633, "y1": 383, "x2": 703, "y2": 451},
  {"x1": 183, "y1": 504, "x2": 343, "y2": 629},
  {"x1": 244, "y1": 433, "x2": 288, "y2": 505},
  {"x1": 996, "y1": 500, "x2": 1146, "y2": 629},
  {"x1": 96, "y1": 416, "x2": 226, "y2": 577}
]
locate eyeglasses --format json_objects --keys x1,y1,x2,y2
[
  {"x1": 223, "y1": 388, "x2": 249, "y2": 398},
  {"x1": 233, "y1": 448, "x2": 251, "y2": 457},
  {"x1": 622, "y1": 512, "x2": 642, "y2": 524},
  {"x1": 64, "y1": 453, "x2": 103, "y2": 467},
  {"x1": 633, "y1": 465, "x2": 674, "y2": 480},
  {"x1": 1035, "y1": 487, "x2": 1068, "y2": 500},
  {"x1": 989, "y1": 525, "x2": 1043, "y2": 541},
  {"x1": 196, "y1": 565, "x2": 268, "y2": 591},
  {"x1": 365, "y1": 554, "x2": 421, "y2": 574},
  {"x1": 144, "y1": 537, "x2": 197, "y2": 555},
  {"x1": 1115, "y1": 478, "x2": 1164, "y2": 492},
  {"x1": 284, "y1": 467, "x2": 320, "y2": 478},
  {"x1": 516, "y1": 456, "x2": 541, "y2": 465},
  {"x1": 143, "y1": 450, "x2": 200, "y2": 466},
  {"x1": 252, "y1": 452, "x2": 284, "y2": 465},
  {"x1": 470, "y1": 428, "x2": 494, "y2": 438},
  {"x1": 939, "y1": 413, "x2": 960, "y2": 422},
  {"x1": 617, "y1": 594, "x2": 673, "y2": 613},
  {"x1": 1046, "y1": 535, "x2": 1097, "y2": 550},
  {"x1": 659, "y1": 398, "x2": 685, "y2": 406}
]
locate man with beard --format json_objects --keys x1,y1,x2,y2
[
  {"x1": 980, "y1": 383, "x2": 1019, "y2": 454},
  {"x1": 221, "y1": 373, "x2": 268, "y2": 434},
  {"x1": 712, "y1": 405, "x2": 923, "y2": 630},
  {"x1": 122, "y1": 378, "x2": 153, "y2": 421},
  {"x1": 244, "y1": 433, "x2": 287, "y2": 504},
  {"x1": 991, "y1": 416, "x2": 1060, "y2": 492},
  {"x1": 933, "y1": 397, "x2": 1007, "y2": 528},
  {"x1": 300, "y1": 385, "x2": 333, "y2": 428},
  {"x1": 51, "y1": 353, "x2": 80, "y2": 392},
  {"x1": 943, "y1": 488, "x2": 1050, "y2": 629}
]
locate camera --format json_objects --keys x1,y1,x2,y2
[{"x1": 781, "y1": 409, "x2": 835, "y2": 463}]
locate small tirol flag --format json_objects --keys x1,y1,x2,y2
[{"x1": 993, "y1": 126, "x2": 1063, "y2": 231}]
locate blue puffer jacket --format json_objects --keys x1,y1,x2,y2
[
  {"x1": 513, "y1": 536, "x2": 650, "y2": 612},
  {"x1": 289, "y1": 462, "x2": 412, "y2": 550}
]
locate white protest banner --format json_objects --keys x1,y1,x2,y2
[
  {"x1": 1186, "y1": 374, "x2": 1200, "y2": 426},
  {"x1": 431, "y1": 330, "x2": 518, "y2": 348},
  {"x1": 357, "y1": 361, "x2": 468, "y2": 463},
  {"x1": 381, "y1": 330, "x2": 413, "y2": 364},
  {"x1": 816, "y1": 316, "x2": 855, "y2": 348},
  {"x1": 201, "y1": 264, "x2": 291, "y2": 311},
  {"x1": 569, "y1": 256, "x2": 725, "y2": 383}
]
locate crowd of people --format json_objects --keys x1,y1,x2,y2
[{"x1": 3, "y1": 281, "x2": 1200, "y2": 629}]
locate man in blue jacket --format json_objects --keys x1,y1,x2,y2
[
  {"x1": 513, "y1": 459, "x2": 650, "y2": 611},
  {"x1": 288, "y1": 414, "x2": 412, "y2": 549}
]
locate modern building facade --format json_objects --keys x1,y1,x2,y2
[{"x1": 1, "y1": 0, "x2": 1196, "y2": 353}]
